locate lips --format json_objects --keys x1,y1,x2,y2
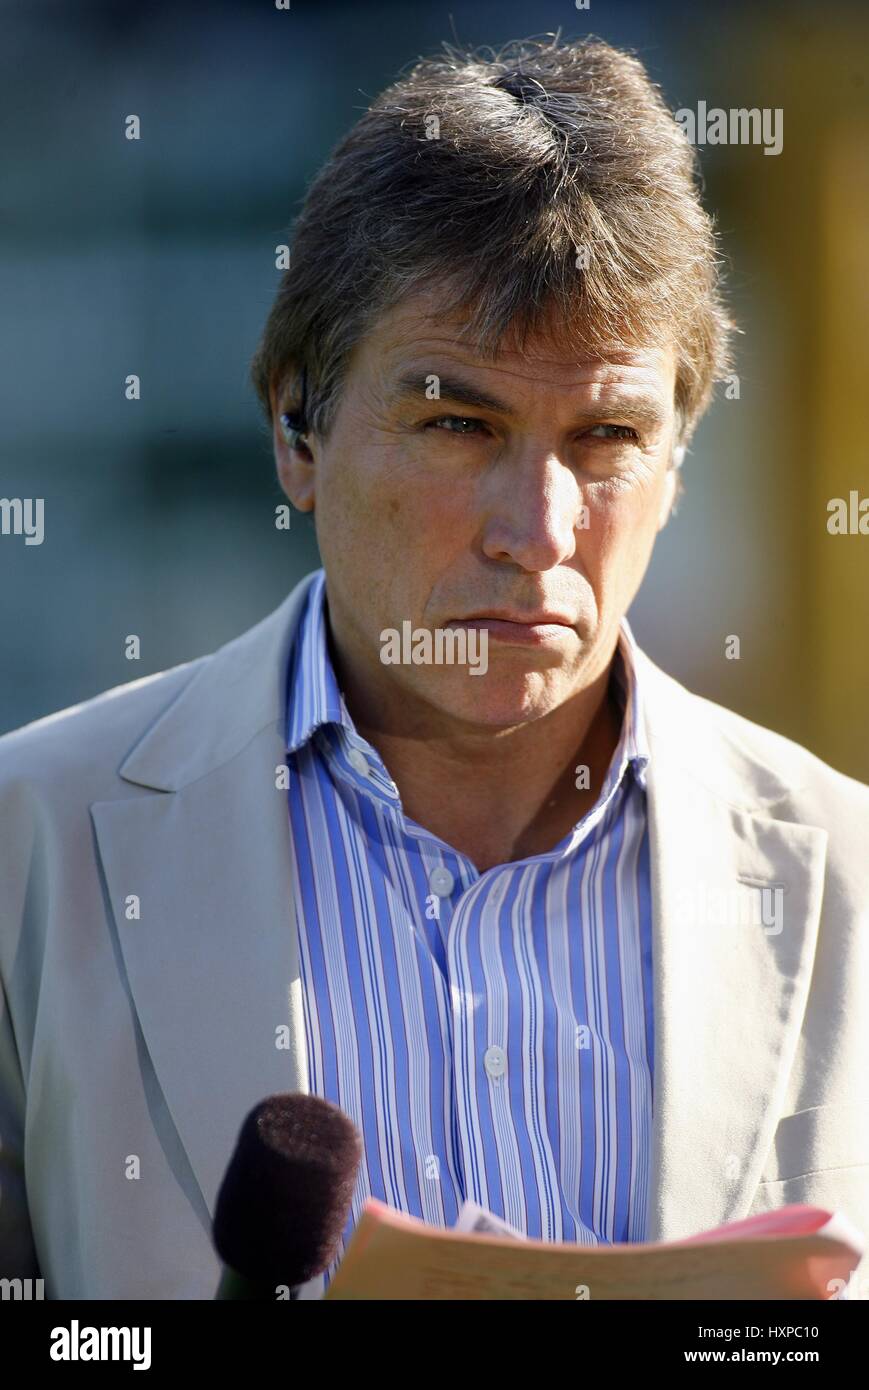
[
  {"x1": 454, "y1": 611, "x2": 573, "y2": 626},
  {"x1": 444, "y1": 613, "x2": 574, "y2": 647}
]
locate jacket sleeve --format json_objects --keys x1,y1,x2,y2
[
  {"x1": 0, "y1": 971, "x2": 39, "y2": 1277},
  {"x1": 0, "y1": 756, "x2": 41, "y2": 1280}
]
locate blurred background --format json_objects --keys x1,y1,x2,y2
[{"x1": 1, "y1": 0, "x2": 867, "y2": 778}]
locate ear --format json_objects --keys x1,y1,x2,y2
[{"x1": 269, "y1": 377, "x2": 315, "y2": 512}]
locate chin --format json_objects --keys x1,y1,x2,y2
[{"x1": 432, "y1": 673, "x2": 565, "y2": 728}]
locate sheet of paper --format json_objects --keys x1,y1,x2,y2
[{"x1": 453, "y1": 1200, "x2": 525, "y2": 1239}]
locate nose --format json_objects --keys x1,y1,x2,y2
[{"x1": 479, "y1": 451, "x2": 583, "y2": 572}]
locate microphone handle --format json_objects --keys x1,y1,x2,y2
[{"x1": 215, "y1": 1266, "x2": 300, "y2": 1300}]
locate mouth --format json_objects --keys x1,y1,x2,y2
[
  {"x1": 446, "y1": 612, "x2": 574, "y2": 647},
  {"x1": 456, "y1": 610, "x2": 573, "y2": 626}
]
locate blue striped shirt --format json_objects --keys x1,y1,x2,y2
[{"x1": 284, "y1": 569, "x2": 654, "y2": 1279}]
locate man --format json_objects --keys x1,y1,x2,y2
[{"x1": 2, "y1": 36, "x2": 868, "y2": 1300}]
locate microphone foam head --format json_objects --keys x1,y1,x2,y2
[{"x1": 213, "y1": 1093, "x2": 363, "y2": 1287}]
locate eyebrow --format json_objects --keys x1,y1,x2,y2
[{"x1": 389, "y1": 371, "x2": 667, "y2": 431}]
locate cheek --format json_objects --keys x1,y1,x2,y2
[
  {"x1": 578, "y1": 485, "x2": 661, "y2": 584},
  {"x1": 374, "y1": 452, "x2": 475, "y2": 539},
  {"x1": 317, "y1": 442, "x2": 471, "y2": 577}
]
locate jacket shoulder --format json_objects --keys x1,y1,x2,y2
[
  {"x1": 640, "y1": 652, "x2": 869, "y2": 830},
  {"x1": 0, "y1": 658, "x2": 205, "y2": 792},
  {"x1": 695, "y1": 688, "x2": 868, "y2": 810},
  {"x1": 653, "y1": 661, "x2": 867, "y2": 889}
]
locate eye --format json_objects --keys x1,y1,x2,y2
[
  {"x1": 424, "y1": 415, "x2": 489, "y2": 436},
  {"x1": 585, "y1": 423, "x2": 640, "y2": 443}
]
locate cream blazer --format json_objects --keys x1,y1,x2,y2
[{"x1": 1, "y1": 570, "x2": 868, "y2": 1298}]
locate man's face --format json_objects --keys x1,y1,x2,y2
[{"x1": 274, "y1": 289, "x2": 679, "y2": 731}]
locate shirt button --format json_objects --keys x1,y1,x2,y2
[
  {"x1": 429, "y1": 866, "x2": 455, "y2": 897},
  {"x1": 484, "y1": 1045, "x2": 506, "y2": 1079},
  {"x1": 347, "y1": 748, "x2": 370, "y2": 777}
]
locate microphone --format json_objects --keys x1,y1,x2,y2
[{"x1": 213, "y1": 1093, "x2": 363, "y2": 1300}]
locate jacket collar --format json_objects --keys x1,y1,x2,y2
[{"x1": 116, "y1": 571, "x2": 320, "y2": 792}]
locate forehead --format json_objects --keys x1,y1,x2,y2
[{"x1": 358, "y1": 287, "x2": 677, "y2": 396}]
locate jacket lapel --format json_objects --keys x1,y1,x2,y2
[
  {"x1": 637, "y1": 652, "x2": 828, "y2": 1242},
  {"x1": 90, "y1": 572, "x2": 319, "y2": 1216}
]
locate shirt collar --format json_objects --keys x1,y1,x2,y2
[
  {"x1": 610, "y1": 614, "x2": 651, "y2": 792},
  {"x1": 285, "y1": 569, "x2": 348, "y2": 752},
  {"x1": 285, "y1": 568, "x2": 650, "y2": 791}
]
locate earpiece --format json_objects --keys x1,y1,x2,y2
[
  {"x1": 278, "y1": 364, "x2": 309, "y2": 450},
  {"x1": 279, "y1": 412, "x2": 306, "y2": 449},
  {"x1": 673, "y1": 444, "x2": 686, "y2": 469}
]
